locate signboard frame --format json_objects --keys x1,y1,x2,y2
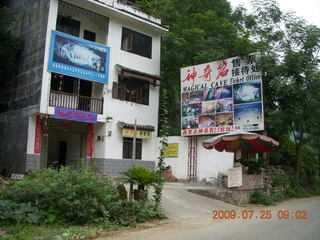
[
  {"x1": 180, "y1": 54, "x2": 264, "y2": 136},
  {"x1": 48, "y1": 30, "x2": 110, "y2": 84}
]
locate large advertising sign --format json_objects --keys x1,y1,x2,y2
[
  {"x1": 48, "y1": 30, "x2": 110, "y2": 84},
  {"x1": 181, "y1": 54, "x2": 264, "y2": 136}
]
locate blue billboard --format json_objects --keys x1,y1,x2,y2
[{"x1": 48, "y1": 30, "x2": 110, "y2": 84}]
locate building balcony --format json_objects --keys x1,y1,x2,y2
[{"x1": 49, "y1": 91, "x2": 103, "y2": 114}]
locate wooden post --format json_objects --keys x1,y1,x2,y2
[{"x1": 129, "y1": 119, "x2": 137, "y2": 203}]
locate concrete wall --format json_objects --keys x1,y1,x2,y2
[
  {"x1": 0, "y1": 0, "x2": 50, "y2": 174},
  {"x1": 157, "y1": 136, "x2": 234, "y2": 180}
]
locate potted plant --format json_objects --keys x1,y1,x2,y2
[{"x1": 120, "y1": 165, "x2": 157, "y2": 201}]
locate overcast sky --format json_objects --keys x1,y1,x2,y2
[{"x1": 228, "y1": 0, "x2": 320, "y2": 27}]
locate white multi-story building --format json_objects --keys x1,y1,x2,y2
[{"x1": 0, "y1": 0, "x2": 167, "y2": 175}]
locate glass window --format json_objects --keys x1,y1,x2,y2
[
  {"x1": 56, "y1": 15, "x2": 80, "y2": 37},
  {"x1": 121, "y1": 27, "x2": 152, "y2": 58},
  {"x1": 123, "y1": 137, "x2": 142, "y2": 160}
]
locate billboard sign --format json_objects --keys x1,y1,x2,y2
[
  {"x1": 54, "y1": 108, "x2": 97, "y2": 124},
  {"x1": 48, "y1": 30, "x2": 110, "y2": 84},
  {"x1": 181, "y1": 54, "x2": 263, "y2": 136}
]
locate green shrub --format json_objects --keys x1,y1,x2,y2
[
  {"x1": 0, "y1": 200, "x2": 42, "y2": 225},
  {"x1": 0, "y1": 168, "x2": 118, "y2": 224},
  {"x1": 120, "y1": 165, "x2": 157, "y2": 190},
  {"x1": 241, "y1": 157, "x2": 265, "y2": 174},
  {"x1": 250, "y1": 190, "x2": 276, "y2": 205}
]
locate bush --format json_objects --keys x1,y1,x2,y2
[
  {"x1": 241, "y1": 157, "x2": 265, "y2": 174},
  {"x1": 0, "y1": 168, "x2": 118, "y2": 224},
  {"x1": 0, "y1": 200, "x2": 42, "y2": 225},
  {"x1": 250, "y1": 190, "x2": 276, "y2": 205},
  {"x1": 0, "y1": 168, "x2": 166, "y2": 226}
]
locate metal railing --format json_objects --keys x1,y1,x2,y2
[{"x1": 49, "y1": 91, "x2": 103, "y2": 114}]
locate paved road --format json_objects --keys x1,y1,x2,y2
[{"x1": 100, "y1": 183, "x2": 320, "y2": 240}]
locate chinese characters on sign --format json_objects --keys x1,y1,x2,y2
[
  {"x1": 180, "y1": 54, "x2": 264, "y2": 136},
  {"x1": 121, "y1": 128, "x2": 152, "y2": 140},
  {"x1": 164, "y1": 143, "x2": 179, "y2": 158},
  {"x1": 86, "y1": 124, "x2": 94, "y2": 157},
  {"x1": 228, "y1": 167, "x2": 243, "y2": 188},
  {"x1": 54, "y1": 108, "x2": 97, "y2": 123},
  {"x1": 34, "y1": 115, "x2": 42, "y2": 154},
  {"x1": 48, "y1": 30, "x2": 110, "y2": 84}
]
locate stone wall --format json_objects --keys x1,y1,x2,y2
[
  {"x1": 0, "y1": 0, "x2": 50, "y2": 174},
  {"x1": 26, "y1": 154, "x2": 41, "y2": 172},
  {"x1": 86, "y1": 158, "x2": 155, "y2": 177}
]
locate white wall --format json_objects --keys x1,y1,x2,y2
[
  {"x1": 26, "y1": 115, "x2": 37, "y2": 154},
  {"x1": 40, "y1": 0, "x2": 163, "y2": 162},
  {"x1": 157, "y1": 136, "x2": 234, "y2": 180}
]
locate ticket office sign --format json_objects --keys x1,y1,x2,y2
[{"x1": 180, "y1": 54, "x2": 264, "y2": 136}]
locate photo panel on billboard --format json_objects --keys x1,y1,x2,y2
[
  {"x1": 216, "y1": 98, "x2": 233, "y2": 113},
  {"x1": 203, "y1": 88, "x2": 215, "y2": 101},
  {"x1": 181, "y1": 116, "x2": 199, "y2": 130},
  {"x1": 216, "y1": 86, "x2": 233, "y2": 99},
  {"x1": 189, "y1": 90, "x2": 203, "y2": 104},
  {"x1": 234, "y1": 102, "x2": 263, "y2": 126},
  {"x1": 233, "y1": 80, "x2": 262, "y2": 104},
  {"x1": 199, "y1": 115, "x2": 216, "y2": 128},
  {"x1": 216, "y1": 113, "x2": 233, "y2": 127},
  {"x1": 202, "y1": 100, "x2": 216, "y2": 114}
]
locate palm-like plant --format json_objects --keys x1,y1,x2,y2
[{"x1": 121, "y1": 165, "x2": 157, "y2": 191}]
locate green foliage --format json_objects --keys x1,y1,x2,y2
[
  {"x1": 240, "y1": 157, "x2": 265, "y2": 174},
  {"x1": 0, "y1": 200, "x2": 42, "y2": 225},
  {"x1": 0, "y1": 168, "x2": 118, "y2": 224},
  {"x1": 120, "y1": 165, "x2": 157, "y2": 190},
  {"x1": 2, "y1": 224, "x2": 98, "y2": 240},
  {"x1": 250, "y1": 190, "x2": 277, "y2": 205}
]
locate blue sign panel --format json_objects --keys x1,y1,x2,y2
[
  {"x1": 48, "y1": 30, "x2": 110, "y2": 84},
  {"x1": 54, "y1": 108, "x2": 97, "y2": 124}
]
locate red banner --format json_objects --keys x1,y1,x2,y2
[
  {"x1": 34, "y1": 116, "x2": 42, "y2": 154},
  {"x1": 86, "y1": 123, "x2": 94, "y2": 157}
]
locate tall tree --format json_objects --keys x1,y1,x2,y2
[
  {"x1": 242, "y1": 0, "x2": 320, "y2": 182},
  {"x1": 137, "y1": 0, "x2": 254, "y2": 135}
]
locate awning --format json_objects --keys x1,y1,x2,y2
[
  {"x1": 117, "y1": 121, "x2": 155, "y2": 131},
  {"x1": 115, "y1": 64, "x2": 162, "y2": 83}
]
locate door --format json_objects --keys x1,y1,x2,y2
[{"x1": 59, "y1": 141, "x2": 67, "y2": 167}]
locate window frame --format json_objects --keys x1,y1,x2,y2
[
  {"x1": 121, "y1": 27, "x2": 152, "y2": 58},
  {"x1": 123, "y1": 137, "x2": 142, "y2": 160}
]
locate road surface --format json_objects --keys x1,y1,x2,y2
[{"x1": 99, "y1": 183, "x2": 320, "y2": 240}]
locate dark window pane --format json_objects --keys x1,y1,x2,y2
[
  {"x1": 118, "y1": 76, "x2": 149, "y2": 105},
  {"x1": 56, "y1": 15, "x2": 80, "y2": 37},
  {"x1": 123, "y1": 137, "x2": 142, "y2": 160},
  {"x1": 121, "y1": 27, "x2": 152, "y2": 58},
  {"x1": 84, "y1": 30, "x2": 96, "y2": 42}
]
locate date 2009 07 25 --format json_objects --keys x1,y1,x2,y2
[{"x1": 212, "y1": 210, "x2": 308, "y2": 220}]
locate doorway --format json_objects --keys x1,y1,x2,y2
[{"x1": 58, "y1": 141, "x2": 67, "y2": 167}]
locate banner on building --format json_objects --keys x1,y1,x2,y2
[
  {"x1": 180, "y1": 54, "x2": 264, "y2": 136},
  {"x1": 86, "y1": 124, "x2": 94, "y2": 157},
  {"x1": 164, "y1": 143, "x2": 179, "y2": 158},
  {"x1": 121, "y1": 128, "x2": 152, "y2": 140},
  {"x1": 34, "y1": 115, "x2": 42, "y2": 154},
  {"x1": 48, "y1": 30, "x2": 110, "y2": 84},
  {"x1": 54, "y1": 108, "x2": 97, "y2": 123}
]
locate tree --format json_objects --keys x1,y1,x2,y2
[
  {"x1": 242, "y1": 0, "x2": 320, "y2": 182},
  {"x1": 137, "y1": 0, "x2": 254, "y2": 135}
]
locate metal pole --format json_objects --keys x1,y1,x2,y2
[{"x1": 129, "y1": 119, "x2": 137, "y2": 203}]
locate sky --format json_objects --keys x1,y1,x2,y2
[{"x1": 228, "y1": 0, "x2": 320, "y2": 27}]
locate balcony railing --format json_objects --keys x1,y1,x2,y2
[{"x1": 49, "y1": 91, "x2": 103, "y2": 114}]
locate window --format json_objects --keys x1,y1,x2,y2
[
  {"x1": 84, "y1": 30, "x2": 96, "y2": 42},
  {"x1": 121, "y1": 27, "x2": 152, "y2": 58},
  {"x1": 56, "y1": 15, "x2": 80, "y2": 37},
  {"x1": 123, "y1": 137, "x2": 142, "y2": 160},
  {"x1": 50, "y1": 74, "x2": 77, "y2": 94},
  {"x1": 112, "y1": 76, "x2": 149, "y2": 105}
]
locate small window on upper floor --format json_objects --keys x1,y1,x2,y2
[
  {"x1": 84, "y1": 30, "x2": 96, "y2": 42},
  {"x1": 56, "y1": 15, "x2": 80, "y2": 37},
  {"x1": 112, "y1": 75, "x2": 149, "y2": 105},
  {"x1": 121, "y1": 27, "x2": 152, "y2": 58}
]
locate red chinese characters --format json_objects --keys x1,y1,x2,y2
[
  {"x1": 199, "y1": 64, "x2": 213, "y2": 82},
  {"x1": 216, "y1": 60, "x2": 229, "y2": 80},
  {"x1": 183, "y1": 67, "x2": 197, "y2": 85}
]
